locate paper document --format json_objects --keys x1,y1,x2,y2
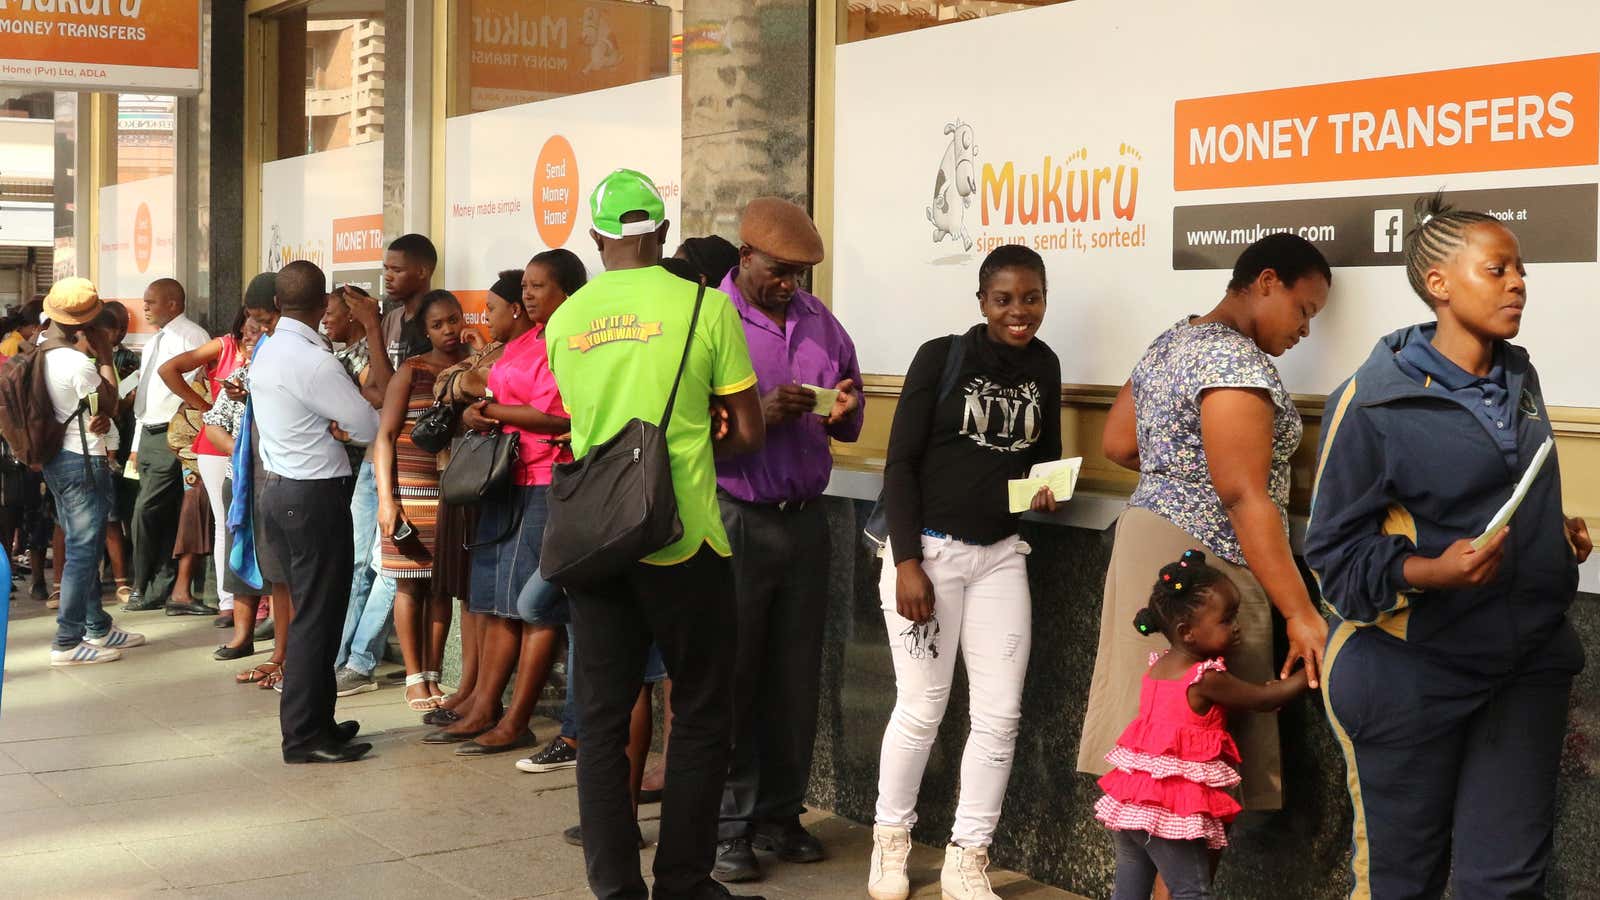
[
  {"x1": 1007, "y1": 457, "x2": 1083, "y2": 513},
  {"x1": 1472, "y1": 436, "x2": 1554, "y2": 550},
  {"x1": 118, "y1": 371, "x2": 139, "y2": 399},
  {"x1": 802, "y1": 384, "x2": 839, "y2": 417}
]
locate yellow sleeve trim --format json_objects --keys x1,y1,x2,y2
[{"x1": 711, "y1": 372, "x2": 759, "y2": 397}]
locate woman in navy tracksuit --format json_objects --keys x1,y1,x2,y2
[{"x1": 1305, "y1": 194, "x2": 1591, "y2": 900}]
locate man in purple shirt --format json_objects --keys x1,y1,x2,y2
[{"x1": 712, "y1": 198, "x2": 864, "y2": 883}]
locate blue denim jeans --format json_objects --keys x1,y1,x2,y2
[
  {"x1": 43, "y1": 451, "x2": 112, "y2": 649},
  {"x1": 335, "y1": 458, "x2": 395, "y2": 675},
  {"x1": 559, "y1": 627, "x2": 667, "y2": 740}
]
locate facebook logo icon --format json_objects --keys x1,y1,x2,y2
[{"x1": 1373, "y1": 209, "x2": 1403, "y2": 253}]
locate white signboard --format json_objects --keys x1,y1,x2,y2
[
  {"x1": 833, "y1": 0, "x2": 1600, "y2": 406},
  {"x1": 443, "y1": 76, "x2": 683, "y2": 328},
  {"x1": 97, "y1": 173, "x2": 175, "y2": 333},
  {"x1": 260, "y1": 141, "x2": 385, "y2": 297}
]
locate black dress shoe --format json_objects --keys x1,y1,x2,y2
[
  {"x1": 655, "y1": 878, "x2": 763, "y2": 899},
  {"x1": 213, "y1": 644, "x2": 254, "y2": 661},
  {"x1": 712, "y1": 838, "x2": 762, "y2": 883},
  {"x1": 253, "y1": 617, "x2": 275, "y2": 641},
  {"x1": 213, "y1": 613, "x2": 233, "y2": 629},
  {"x1": 123, "y1": 591, "x2": 164, "y2": 611},
  {"x1": 165, "y1": 601, "x2": 212, "y2": 616},
  {"x1": 329, "y1": 720, "x2": 360, "y2": 743},
  {"x1": 284, "y1": 741, "x2": 372, "y2": 764},
  {"x1": 563, "y1": 823, "x2": 647, "y2": 849},
  {"x1": 750, "y1": 819, "x2": 825, "y2": 863}
]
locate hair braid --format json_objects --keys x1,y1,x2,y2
[{"x1": 1403, "y1": 190, "x2": 1502, "y2": 307}]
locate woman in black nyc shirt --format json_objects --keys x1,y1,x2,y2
[{"x1": 866, "y1": 244, "x2": 1061, "y2": 900}]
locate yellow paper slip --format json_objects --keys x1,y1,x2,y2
[
  {"x1": 801, "y1": 384, "x2": 839, "y2": 417},
  {"x1": 1007, "y1": 457, "x2": 1083, "y2": 513}
]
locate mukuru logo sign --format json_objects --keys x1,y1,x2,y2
[{"x1": 931, "y1": 117, "x2": 1148, "y2": 255}]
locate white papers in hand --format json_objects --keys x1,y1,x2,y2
[
  {"x1": 1007, "y1": 457, "x2": 1083, "y2": 513},
  {"x1": 1472, "y1": 436, "x2": 1554, "y2": 550}
]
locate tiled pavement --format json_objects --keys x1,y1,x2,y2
[{"x1": 0, "y1": 593, "x2": 1083, "y2": 899}]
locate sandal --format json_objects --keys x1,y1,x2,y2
[
  {"x1": 46, "y1": 590, "x2": 59, "y2": 610},
  {"x1": 115, "y1": 584, "x2": 133, "y2": 605},
  {"x1": 237, "y1": 662, "x2": 280, "y2": 685},
  {"x1": 405, "y1": 672, "x2": 440, "y2": 711},
  {"x1": 259, "y1": 668, "x2": 284, "y2": 691}
]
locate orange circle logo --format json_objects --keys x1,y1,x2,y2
[
  {"x1": 533, "y1": 135, "x2": 579, "y2": 248},
  {"x1": 133, "y1": 202, "x2": 153, "y2": 273}
]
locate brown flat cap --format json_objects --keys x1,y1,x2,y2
[{"x1": 739, "y1": 197, "x2": 825, "y2": 266}]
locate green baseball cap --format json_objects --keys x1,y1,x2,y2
[{"x1": 590, "y1": 168, "x2": 667, "y2": 240}]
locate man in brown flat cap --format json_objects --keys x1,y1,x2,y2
[{"x1": 712, "y1": 197, "x2": 864, "y2": 883}]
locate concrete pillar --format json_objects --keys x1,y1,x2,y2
[
  {"x1": 176, "y1": 0, "x2": 247, "y2": 336},
  {"x1": 679, "y1": 1, "x2": 815, "y2": 243},
  {"x1": 382, "y1": 0, "x2": 433, "y2": 249}
]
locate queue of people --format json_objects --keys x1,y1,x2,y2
[{"x1": 4, "y1": 180, "x2": 1588, "y2": 900}]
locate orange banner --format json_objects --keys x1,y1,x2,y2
[
  {"x1": 461, "y1": 0, "x2": 671, "y2": 112},
  {"x1": 331, "y1": 214, "x2": 385, "y2": 265},
  {"x1": 0, "y1": 0, "x2": 201, "y2": 92},
  {"x1": 1174, "y1": 54, "x2": 1600, "y2": 191}
]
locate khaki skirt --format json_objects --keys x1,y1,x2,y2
[{"x1": 1077, "y1": 505, "x2": 1283, "y2": 811}]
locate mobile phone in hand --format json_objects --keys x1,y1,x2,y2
[{"x1": 393, "y1": 518, "x2": 416, "y2": 542}]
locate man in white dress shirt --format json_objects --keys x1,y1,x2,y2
[
  {"x1": 123, "y1": 278, "x2": 211, "y2": 614},
  {"x1": 251, "y1": 261, "x2": 381, "y2": 764}
]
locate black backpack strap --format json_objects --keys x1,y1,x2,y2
[
  {"x1": 659, "y1": 278, "x2": 709, "y2": 431},
  {"x1": 935, "y1": 333, "x2": 966, "y2": 402}
]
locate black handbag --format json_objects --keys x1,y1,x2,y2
[
  {"x1": 409, "y1": 372, "x2": 460, "y2": 454},
  {"x1": 439, "y1": 427, "x2": 520, "y2": 505},
  {"x1": 539, "y1": 280, "x2": 707, "y2": 587}
]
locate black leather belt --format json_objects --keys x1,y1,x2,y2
[{"x1": 143, "y1": 424, "x2": 169, "y2": 434}]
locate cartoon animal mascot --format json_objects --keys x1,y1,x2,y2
[{"x1": 928, "y1": 120, "x2": 978, "y2": 250}]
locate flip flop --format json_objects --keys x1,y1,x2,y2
[{"x1": 237, "y1": 662, "x2": 280, "y2": 685}]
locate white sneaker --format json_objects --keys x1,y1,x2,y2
[
  {"x1": 84, "y1": 628, "x2": 145, "y2": 650},
  {"x1": 940, "y1": 843, "x2": 999, "y2": 900},
  {"x1": 867, "y1": 824, "x2": 912, "y2": 900},
  {"x1": 50, "y1": 642, "x2": 122, "y2": 666}
]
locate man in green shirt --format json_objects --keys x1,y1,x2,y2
[{"x1": 545, "y1": 168, "x2": 765, "y2": 900}]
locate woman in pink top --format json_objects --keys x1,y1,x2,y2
[
  {"x1": 160, "y1": 307, "x2": 251, "y2": 625},
  {"x1": 423, "y1": 252, "x2": 584, "y2": 754}
]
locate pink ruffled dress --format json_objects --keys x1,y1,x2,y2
[{"x1": 1094, "y1": 652, "x2": 1243, "y2": 849}]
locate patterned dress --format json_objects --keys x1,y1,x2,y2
[
  {"x1": 378, "y1": 359, "x2": 445, "y2": 579},
  {"x1": 1126, "y1": 319, "x2": 1301, "y2": 565}
]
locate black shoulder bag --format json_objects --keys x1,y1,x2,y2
[
  {"x1": 540, "y1": 280, "x2": 707, "y2": 588},
  {"x1": 861, "y1": 334, "x2": 966, "y2": 554}
]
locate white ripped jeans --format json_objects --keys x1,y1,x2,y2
[{"x1": 875, "y1": 533, "x2": 1032, "y2": 848}]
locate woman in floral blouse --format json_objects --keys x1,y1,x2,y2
[{"x1": 1077, "y1": 233, "x2": 1331, "y2": 816}]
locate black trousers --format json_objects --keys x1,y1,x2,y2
[
  {"x1": 130, "y1": 427, "x2": 183, "y2": 601},
  {"x1": 570, "y1": 546, "x2": 736, "y2": 900},
  {"x1": 259, "y1": 472, "x2": 355, "y2": 757},
  {"x1": 716, "y1": 496, "x2": 829, "y2": 841}
]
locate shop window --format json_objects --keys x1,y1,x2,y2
[
  {"x1": 449, "y1": 0, "x2": 680, "y2": 116},
  {"x1": 838, "y1": 0, "x2": 1073, "y2": 43},
  {"x1": 268, "y1": 0, "x2": 386, "y2": 159},
  {"x1": 115, "y1": 94, "x2": 177, "y2": 185}
]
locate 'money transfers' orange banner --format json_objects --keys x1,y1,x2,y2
[
  {"x1": 1174, "y1": 54, "x2": 1600, "y2": 190},
  {"x1": 0, "y1": 0, "x2": 201, "y2": 91},
  {"x1": 332, "y1": 215, "x2": 386, "y2": 265}
]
